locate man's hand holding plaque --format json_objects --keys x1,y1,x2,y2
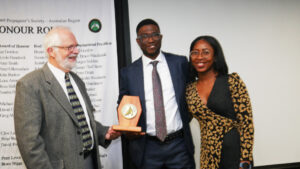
[{"x1": 113, "y1": 95, "x2": 145, "y2": 136}]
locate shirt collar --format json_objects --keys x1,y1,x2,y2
[
  {"x1": 47, "y1": 62, "x2": 67, "y2": 80},
  {"x1": 142, "y1": 51, "x2": 165, "y2": 67}
]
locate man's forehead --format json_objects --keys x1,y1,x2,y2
[
  {"x1": 58, "y1": 32, "x2": 77, "y2": 43},
  {"x1": 138, "y1": 24, "x2": 159, "y2": 34}
]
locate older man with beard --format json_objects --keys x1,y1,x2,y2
[{"x1": 14, "y1": 26, "x2": 121, "y2": 169}]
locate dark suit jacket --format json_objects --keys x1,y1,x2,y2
[
  {"x1": 118, "y1": 52, "x2": 195, "y2": 167},
  {"x1": 14, "y1": 64, "x2": 110, "y2": 169}
]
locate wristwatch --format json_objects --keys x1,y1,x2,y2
[{"x1": 239, "y1": 161, "x2": 252, "y2": 169}]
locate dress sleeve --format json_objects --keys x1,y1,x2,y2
[{"x1": 229, "y1": 73, "x2": 254, "y2": 164}]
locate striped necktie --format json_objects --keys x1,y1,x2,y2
[
  {"x1": 151, "y1": 61, "x2": 167, "y2": 142},
  {"x1": 65, "y1": 73, "x2": 93, "y2": 151}
]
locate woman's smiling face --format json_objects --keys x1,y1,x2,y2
[{"x1": 190, "y1": 39, "x2": 215, "y2": 74}]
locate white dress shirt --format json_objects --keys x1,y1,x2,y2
[
  {"x1": 47, "y1": 62, "x2": 94, "y2": 148},
  {"x1": 142, "y1": 52, "x2": 183, "y2": 136}
]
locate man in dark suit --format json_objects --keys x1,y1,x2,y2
[
  {"x1": 14, "y1": 27, "x2": 121, "y2": 169},
  {"x1": 118, "y1": 19, "x2": 195, "y2": 169}
]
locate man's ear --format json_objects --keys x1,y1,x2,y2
[
  {"x1": 136, "y1": 38, "x2": 142, "y2": 46},
  {"x1": 47, "y1": 47, "x2": 54, "y2": 57}
]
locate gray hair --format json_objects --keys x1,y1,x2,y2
[{"x1": 43, "y1": 26, "x2": 71, "y2": 57}]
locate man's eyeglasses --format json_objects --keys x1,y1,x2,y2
[
  {"x1": 137, "y1": 33, "x2": 161, "y2": 42},
  {"x1": 190, "y1": 50, "x2": 212, "y2": 58},
  {"x1": 52, "y1": 44, "x2": 80, "y2": 52}
]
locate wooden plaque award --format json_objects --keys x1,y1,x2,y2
[{"x1": 112, "y1": 95, "x2": 142, "y2": 132}]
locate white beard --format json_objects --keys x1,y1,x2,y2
[{"x1": 55, "y1": 52, "x2": 77, "y2": 71}]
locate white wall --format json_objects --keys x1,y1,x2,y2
[{"x1": 128, "y1": 0, "x2": 300, "y2": 166}]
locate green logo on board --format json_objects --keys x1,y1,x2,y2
[{"x1": 88, "y1": 19, "x2": 101, "y2": 33}]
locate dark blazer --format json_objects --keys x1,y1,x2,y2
[
  {"x1": 118, "y1": 52, "x2": 195, "y2": 167},
  {"x1": 14, "y1": 64, "x2": 110, "y2": 169}
]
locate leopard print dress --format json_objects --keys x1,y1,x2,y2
[{"x1": 186, "y1": 73, "x2": 254, "y2": 169}]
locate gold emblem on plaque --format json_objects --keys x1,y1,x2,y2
[
  {"x1": 122, "y1": 104, "x2": 137, "y2": 119},
  {"x1": 112, "y1": 95, "x2": 142, "y2": 132}
]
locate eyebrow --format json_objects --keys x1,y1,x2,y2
[{"x1": 192, "y1": 48, "x2": 210, "y2": 51}]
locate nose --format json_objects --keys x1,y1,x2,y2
[
  {"x1": 191, "y1": 53, "x2": 206, "y2": 61},
  {"x1": 198, "y1": 53, "x2": 204, "y2": 58},
  {"x1": 147, "y1": 36, "x2": 155, "y2": 42},
  {"x1": 73, "y1": 47, "x2": 80, "y2": 54},
  {"x1": 193, "y1": 54, "x2": 202, "y2": 59},
  {"x1": 196, "y1": 52, "x2": 207, "y2": 59}
]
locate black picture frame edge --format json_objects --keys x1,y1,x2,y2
[
  {"x1": 115, "y1": 0, "x2": 132, "y2": 74},
  {"x1": 114, "y1": 1, "x2": 136, "y2": 169}
]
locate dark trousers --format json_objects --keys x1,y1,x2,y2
[
  {"x1": 84, "y1": 153, "x2": 95, "y2": 169},
  {"x1": 83, "y1": 148, "x2": 98, "y2": 169},
  {"x1": 141, "y1": 136, "x2": 195, "y2": 169}
]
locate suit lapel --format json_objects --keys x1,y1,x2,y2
[
  {"x1": 42, "y1": 64, "x2": 80, "y2": 127},
  {"x1": 164, "y1": 53, "x2": 180, "y2": 103},
  {"x1": 134, "y1": 58, "x2": 145, "y2": 103},
  {"x1": 133, "y1": 58, "x2": 146, "y2": 128}
]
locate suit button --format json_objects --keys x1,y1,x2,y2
[
  {"x1": 77, "y1": 131, "x2": 81, "y2": 135},
  {"x1": 79, "y1": 152, "x2": 83, "y2": 156}
]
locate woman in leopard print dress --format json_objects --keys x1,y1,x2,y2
[{"x1": 186, "y1": 36, "x2": 254, "y2": 169}]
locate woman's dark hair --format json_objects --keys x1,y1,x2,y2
[{"x1": 189, "y1": 35, "x2": 228, "y2": 81}]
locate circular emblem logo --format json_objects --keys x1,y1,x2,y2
[
  {"x1": 88, "y1": 19, "x2": 101, "y2": 33},
  {"x1": 121, "y1": 104, "x2": 137, "y2": 119}
]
